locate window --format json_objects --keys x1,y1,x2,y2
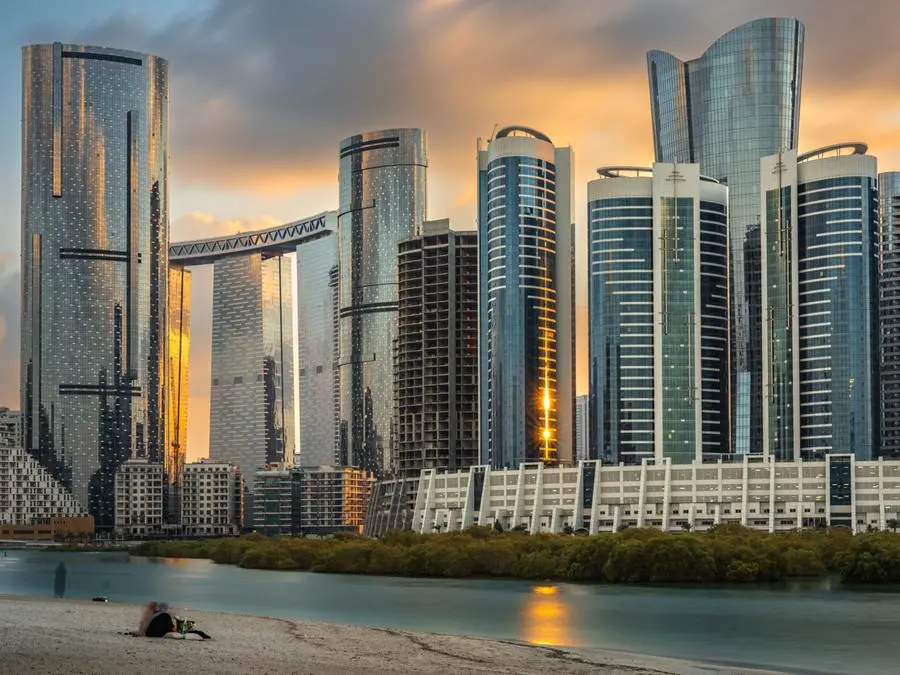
[
  {"x1": 234, "y1": 376, "x2": 243, "y2": 385},
  {"x1": 316, "y1": 366, "x2": 323, "y2": 374}
]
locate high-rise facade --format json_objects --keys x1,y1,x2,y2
[
  {"x1": 880, "y1": 172, "x2": 900, "y2": 457},
  {"x1": 760, "y1": 145, "x2": 879, "y2": 461},
  {"x1": 588, "y1": 164, "x2": 729, "y2": 464},
  {"x1": 167, "y1": 267, "x2": 190, "y2": 486},
  {"x1": 574, "y1": 395, "x2": 589, "y2": 462},
  {"x1": 297, "y1": 232, "x2": 339, "y2": 467},
  {"x1": 477, "y1": 126, "x2": 575, "y2": 469},
  {"x1": 21, "y1": 43, "x2": 169, "y2": 529},
  {"x1": 394, "y1": 219, "x2": 479, "y2": 479},
  {"x1": 337, "y1": 129, "x2": 427, "y2": 476},
  {"x1": 648, "y1": 18, "x2": 805, "y2": 455},
  {"x1": 209, "y1": 254, "x2": 295, "y2": 496}
]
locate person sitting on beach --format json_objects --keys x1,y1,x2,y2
[
  {"x1": 138, "y1": 601, "x2": 160, "y2": 635},
  {"x1": 141, "y1": 602, "x2": 212, "y2": 640}
]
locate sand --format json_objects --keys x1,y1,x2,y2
[{"x1": 0, "y1": 596, "x2": 782, "y2": 674}]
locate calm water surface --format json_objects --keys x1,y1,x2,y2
[{"x1": 1, "y1": 550, "x2": 898, "y2": 674}]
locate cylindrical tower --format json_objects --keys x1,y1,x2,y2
[
  {"x1": 588, "y1": 165, "x2": 729, "y2": 465},
  {"x1": 477, "y1": 126, "x2": 575, "y2": 469},
  {"x1": 21, "y1": 43, "x2": 169, "y2": 529},
  {"x1": 337, "y1": 129, "x2": 427, "y2": 476}
]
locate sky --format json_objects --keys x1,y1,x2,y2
[{"x1": 1, "y1": 0, "x2": 899, "y2": 462}]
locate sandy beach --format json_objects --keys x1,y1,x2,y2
[{"x1": 0, "y1": 596, "x2": 782, "y2": 674}]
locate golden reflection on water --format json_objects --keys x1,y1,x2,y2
[
  {"x1": 160, "y1": 557, "x2": 191, "y2": 567},
  {"x1": 520, "y1": 585, "x2": 576, "y2": 646}
]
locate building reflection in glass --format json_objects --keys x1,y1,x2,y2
[
  {"x1": 21, "y1": 43, "x2": 169, "y2": 530},
  {"x1": 337, "y1": 129, "x2": 427, "y2": 477},
  {"x1": 209, "y1": 253, "x2": 295, "y2": 510},
  {"x1": 520, "y1": 584, "x2": 576, "y2": 647}
]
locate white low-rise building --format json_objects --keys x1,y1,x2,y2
[
  {"x1": 114, "y1": 459, "x2": 165, "y2": 537},
  {"x1": 181, "y1": 460, "x2": 243, "y2": 536},
  {"x1": 400, "y1": 455, "x2": 900, "y2": 535}
]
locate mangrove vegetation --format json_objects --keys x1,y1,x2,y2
[{"x1": 130, "y1": 524, "x2": 900, "y2": 585}]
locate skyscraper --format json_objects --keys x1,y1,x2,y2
[
  {"x1": 760, "y1": 145, "x2": 879, "y2": 461},
  {"x1": 880, "y1": 172, "x2": 900, "y2": 457},
  {"x1": 209, "y1": 254, "x2": 295, "y2": 508},
  {"x1": 297, "y1": 232, "x2": 339, "y2": 467},
  {"x1": 394, "y1": 219, "x2": 479, "y2": 479},
  {"x1": 574, "y1": 395, "x2": 589, "y2": 462},
  {"x1": 648, "y1": 18, "x2": 805, "y2": 455},
  {"x1": 21, "y1": 43, "x2": 169, "y2": 529},
  {"x1": 337, "y1": 129, "x2": 427, "y2": 476},
  {"x1": 167, "y1": 267, "x2": 190, "y2": 487},
  {"x1": 477, "y1": 126, "x2": 575, "y2": 469},
  {"x1": 588, "y1": 164, "x2": 729, "y2": 464}
]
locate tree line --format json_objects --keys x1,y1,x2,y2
[{"x1": 130, "y1": 525, "x2": 900, "y2": 584}]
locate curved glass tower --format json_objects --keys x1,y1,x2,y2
[
  {"x1": 477, "y1": 126, "x2": 575, "y2": 468},
  {"x1": 648, "y1": 18, "x2": 805, "y2": 455},
  {"x1": 588, "y1": 165, "x2": 728, "y2": 464},
  {"x1": 21, "y1": 43, "x2": 169, "y2": 528},
  {"x1": 337, "y1": 129, "x2": 427, "y2": 476}
]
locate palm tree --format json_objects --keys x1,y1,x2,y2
[{"x1": 887, "y1": 518, "x2": 899, "y2": 533}]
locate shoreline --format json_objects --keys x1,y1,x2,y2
[{"x1": 0, "y1": 595, "x2": 785, "y2": 674}]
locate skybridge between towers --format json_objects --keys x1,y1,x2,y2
[
  {"x1": 169, "y1": 211, "x2": 335, "y2": 265},
  {"x1": 166, "y1": 210, "x2": 338, "y2": 522}
]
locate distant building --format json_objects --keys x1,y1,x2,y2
[
  {"x1": 209, "y1": 253, "x2": 294, "y2": 521},
  {"x1": 297, "y1": 232, "x2": 340, "y2": 467},
  {"x1": 295, "y1": 466, "x2": 374, "y2": 535},
  {"x1": 338, "y1": 129, "x2": 428, "y2": 476},
  {"x1": 253, "y1": 464, "x2": 296, "y2": 536},
  {"x1": 394, "y1": 219, "x2": 479, "y2": 479},
  {"x1": 880, "y1": 172, "x2": 900, "y2": 458},
  {"x1": 574, "y1": 395, "x2": 589, "y2": 462},
  {"x1": 477, "y1": 126, "x2": 575, "y2": 468},
  {"x1": 399, "y1": 455, "x2": 900, "y2": 535},
  {"x1": 181, "y1": 461, "x2": 243, "y2": 537},
  {"x1": 0, "y1": 444, "x2": 85, "y2": 525},
  {"x1": 587, "y1": 164, "x2": 729, "y2": 465},
  {"x1": 364, "y1": 475, "x2": 419, "y2": 537},
  {"x1": 21, "y1": 43, "x2": 170, "y2": 530},
  {"x1": 251, "y1": 464, "x2": 374, "y2": 536},
  {"x1": 759, "y1": 145, "x2": 879, "y2": 461},
  {"x1": 114, "y1": 458, "x2": 164, "y2": 537}
]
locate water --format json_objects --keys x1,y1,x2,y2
[{"x1": 1, "y1": 550, "x2": 898, "y2": 674}]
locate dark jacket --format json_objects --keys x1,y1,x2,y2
[{"x1": 145, "y1": 612, "x2": 176, "y2": 637}]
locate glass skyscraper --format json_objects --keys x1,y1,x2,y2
[
  {"x1": 647, "y1": 18, "x2": 805, "y2": 455},
  {"x1": 21, "y1": 43, "x2": 169, "y2": 529},
  {"x1": 337, "y1": 129, "x2": 427, "y2": 476},
  {"x1": 477, "y1": 126, "x2": 575, "y2": 469},
  {"x1": 209, "y1": 254, "x2": 295, "y2": 491},
  {"x1": 588, "y1": 164, "x2": 728, "y2": 464},
  {"x1": 167, "y1": 267, "x2": 190, "y2": 486},
  {"x1": 297, "y1": 231, "x2": 339, "y2": 467},
  {"x1": 760, "y1": 145, "x2": 879, "y2": 461}
]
